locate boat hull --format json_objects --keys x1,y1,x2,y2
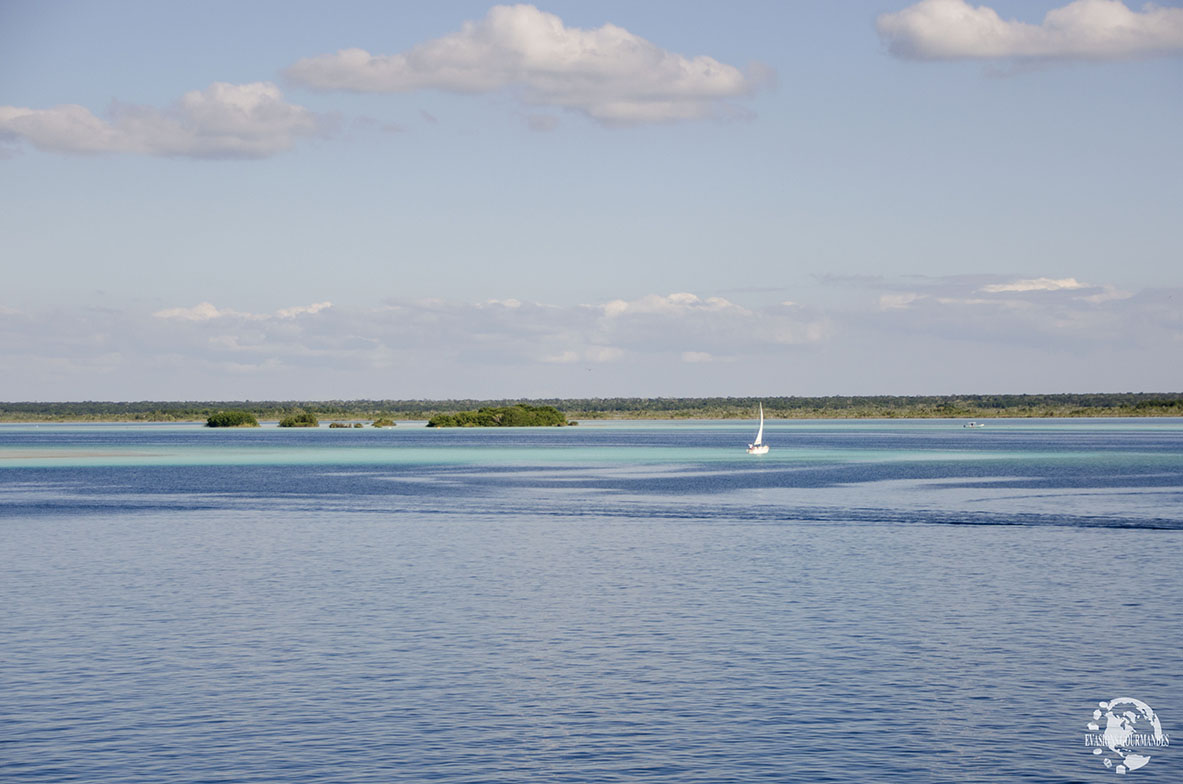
[{"x1": 747, "y1": 444, "x2": 769, "y2": 455}]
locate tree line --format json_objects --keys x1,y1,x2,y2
[{"x1": 1, "y1": 394, "x2": 1181, "y2": 422}]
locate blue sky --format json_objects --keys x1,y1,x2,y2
[{"x1": 2, "y1": 0, "x2": 1180, "y2": 400}]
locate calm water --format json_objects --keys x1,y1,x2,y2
[{"x1": 2, "y1": 419, "x2": 1181, "y2": 782}]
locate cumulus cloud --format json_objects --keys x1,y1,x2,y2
[
  {"x1": 877, "y1": 0, "x2": 1183, "y2": 61},
  {"x1": 0, "y1": 82, "x2": 326, "y2": 158},
  {"x1": 285, "y1": 4, "x2": 768, "y2": 124}
]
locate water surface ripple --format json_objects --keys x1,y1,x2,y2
[{"x1": 2, "y1": 420, "x2": 1181, "y2": 782}]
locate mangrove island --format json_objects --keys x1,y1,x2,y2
[
  {"x1": 427, "y1": 404, "x2": 571, "y2": 428},
  {"x1": 278, "y1": 412, "x2": 319, "y2": 428},
  {"x1": 205, "y1": 411, "x2": 260, "y2": 428}
]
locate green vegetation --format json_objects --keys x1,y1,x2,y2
[
  {"x1": 328, "y1": 422, "x2": 350, "y2": 428},
  {"x1": 372, "y1": 418, "x2": 396, "y2": 428},
  {"x1": 2, "y1": 394, "x2": 1182, "y2": 423},
  {"x1": 278, "y1": 412, "x2": 318, "y2": 428},
  {"x1": 427, "y1": 404, "x2": 570, "y2": 428},
  {"x1": 551, "y1": 394, "x2": 1183, "y2": 420},
  {"x1": 205, "y1": 410, "x2": 260, "y2": 428},
  {"x1": 1134, "y1": 398, "x2": 1182, "y2": 411}
]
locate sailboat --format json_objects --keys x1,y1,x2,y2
[{"x1": 747, "y1": 403, "x2": 769, "y2": 455}]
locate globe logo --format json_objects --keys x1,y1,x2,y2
[{"x1": 1085, "y1": 698, "x2": 1170, "y2": 774}]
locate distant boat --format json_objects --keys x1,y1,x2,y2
[
  {"x1": 963, "y1": 421, "x2": 985, "y2": 429},
  {"x1": 747, "y1": 403, "x2": 770, "y2": 455}
]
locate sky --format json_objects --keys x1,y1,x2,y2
[{"x1": 1, "y1": 0, "x2": 1180, "y2": 401}]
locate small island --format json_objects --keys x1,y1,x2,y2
[
  {"x1": 205, "y1": 411, "x2": 260, "y2": 428},
  {"x1": 278, "y1": 412, "x2": 319, "y2": 428},
  {"x1": 427, "y1": 404, "x2": 571, "y2": 428},
  {"x1": 372, "y1": 418, "x2": 396, "y2": 428}
]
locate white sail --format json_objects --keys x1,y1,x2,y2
[{"x1": 747, "y1": 403, "x2": 769, "y2": 454}]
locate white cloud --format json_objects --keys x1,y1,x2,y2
[
  {"x1": 285, "y1": 4, "x2": 767, "y2": 124},
  {"x1": 979, "y1": 277, "x2": 1086, "y2": 293},
  {"x1": 879, "y1": 292, "x2": 925, "y2": 310},
  {"x1": 153, "y1": 302, "x2": 235, "y2": 321},
  {"x1": 0, "y1": 82, "x2": 325, "y2": 158},
  {"x1": 154, "y1": 301, "x2": 333, "y2": 321},
  {"x1": 847, "y1": 275, "x2": 1178, "y2": 349},
  {"x1": 602, "y1": 292, "x2": 744, "y2": 318},
  {"x1": 877, "y1": 0, "x2": 1183, "y2": 61},
  {"x1": 479, "y1": 298, "x2": 523, "y2": 309},
  {"x1": 277, "y1": 301, "x2": 333, "y2": 318},
  {"x1": 139, "y1": 292, "x2": 824, "y2": 371},
  {"x1": 5, "y1": 285, "x2": 1180, "y2": 398},
  {"x1": 0, "y1": 104, "x2": 124, "y2": 154},
  {"x1": 591, "y1": 293, "x2": 826, "y2": 355}
]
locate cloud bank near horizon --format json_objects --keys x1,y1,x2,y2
[
  {"x1": 285, "y1": 4, "x2": 769, "y2": 124},
  {"x1": 877, "y1": 0, "x2": 1183, "y2": 61},
  {"x1": 2, "y1": 281, "x2": 1179, "y2": 399},
  {"x1": 144, "y1": 292, "x2": 827, "y2": 368},
  {"x1": 0, "y1": 82, "x2": 327, "y2": 158}
]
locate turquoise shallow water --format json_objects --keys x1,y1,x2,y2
[{"x1": 2, "y1": 419, "x2": 1181, "y2": 782}]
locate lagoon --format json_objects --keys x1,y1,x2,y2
[{"x1": 2, "y1": 419, "x2": 1181, "y2": 782}]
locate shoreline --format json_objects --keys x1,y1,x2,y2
[
  {"x1": 3, "y1": 412, "x2": 1183, "y2": 425},
  {"x1": 2, "y1": 394, "x2": 1180, "y2": 424}
]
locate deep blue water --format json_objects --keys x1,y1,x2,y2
[{"x1": 2, "y1": 420, "x2": 1181, "y2": 782}]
